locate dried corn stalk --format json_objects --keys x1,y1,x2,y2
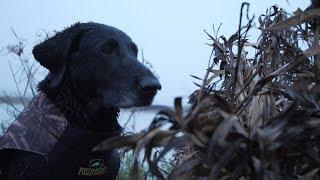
[{"x1": 95, "y1": 3, "x2": 320, "y2": 180}]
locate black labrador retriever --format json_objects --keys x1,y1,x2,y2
[{"x1": 0, "y1": 22, "x2": 161, "y2": 179}]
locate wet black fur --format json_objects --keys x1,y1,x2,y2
[
  {"x1": 37, "y1": 67, "x2": 121, "y2": 132},
  {"x1": 36, "y1": 23, "x2": 123, "y2": 131},
  {"x1": 33, "y1": 22, "x2": 160, "y2": 121}
]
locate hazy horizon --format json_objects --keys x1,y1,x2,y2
[
  {"x1": 0, "y1": 1, "x2": 309, "y2": 107},
  {"x1": 0, "y1": 0, "x2": 311, "y2": 135}
]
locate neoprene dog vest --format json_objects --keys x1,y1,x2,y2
[
  {"x1": 0, "y1": 92, "x2": 70, "y2": 154},
  {"x1": 0, "y1": 92, "x2": 122, "y2": 179}
]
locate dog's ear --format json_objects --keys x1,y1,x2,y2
[{"x1": 32, "y1": 23, "x2": 84, "y2": 88}]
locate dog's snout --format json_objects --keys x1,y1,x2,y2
[{"x1": 139, "y1": 77, "x2": 161, "y2": 93}]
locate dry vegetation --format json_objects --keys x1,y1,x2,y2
[
  {"x1": 0, "y1": 29, "x2": 45, "y2": 133},
  {"x1": 94, "y1": 2, "x2": 320, "y2": 179}
]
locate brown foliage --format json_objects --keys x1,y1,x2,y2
[{"x1": 95, "y1": 3, "x2": 320, "y2": 180}]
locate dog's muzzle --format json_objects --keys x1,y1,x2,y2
[{"x1": 138, "y1": 76, "x2": 161, "y2": 95}]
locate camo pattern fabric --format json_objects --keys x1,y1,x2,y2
[{"x1": 0, "y1": 92, "x2": 69, "y2": 155}]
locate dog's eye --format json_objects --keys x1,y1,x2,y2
[{"x1": 103, "y1": 39, "x2": 118, "y2": 55}]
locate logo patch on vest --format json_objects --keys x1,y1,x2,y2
[{"x1": 78, "y1": 159, "x2": 107, "y2": 176}]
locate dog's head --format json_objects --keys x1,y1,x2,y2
[{"x1": 33, "y1": 22, "x2": 161, "y2": 108}]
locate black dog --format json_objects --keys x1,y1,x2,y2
[{"x1": 0, "y1": 22, "x2": 161, "y2": 179}]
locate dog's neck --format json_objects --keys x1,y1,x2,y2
[{"x1": 38, "y1": 73, "x2": 121, "y2": 132}]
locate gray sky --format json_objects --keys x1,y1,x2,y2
[{"x1": 0, "y1": 0, "x2": 309, "y2": 106}]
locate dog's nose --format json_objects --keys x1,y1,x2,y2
[{"x1": 139, "y1": 77, "x2": 162, "y2": 93}]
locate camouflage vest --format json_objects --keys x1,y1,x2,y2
[{"x1": 0, "y1": 92, "x2": 69, "y2": 154}]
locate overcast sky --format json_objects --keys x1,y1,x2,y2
[{"x1": 0, "y1": 0, "x2": 309, "y2": 106}]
